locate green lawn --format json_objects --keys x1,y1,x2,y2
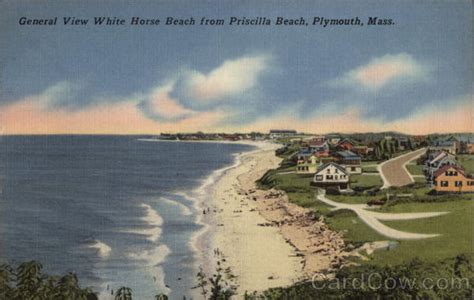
[
  {"x1": 361, "y1": 161, "x2": 380, "y2": 172},
  {"x1": 329, "y1": 194, "x2": 379, "y2": 205},
  {"x1": 350, "y1": 174, "x2": 383, "y2": 189},
  {"x1": 362, "y1": 166, "x2": 378, "y2": 173},
  {"x1": 414, "y1": 176, "x2": 427, "y2": 184},
  {"x1": 406, "y1": 164, "x2": 424, "y2": 175},
  {"x1": 325, "y1": 210, "x2": 387, "y2": 245},
  {"x1": 276, "y1": 165, "x2": 297, "y2": 173},
  {"x1": 321, "y1": 198, "x2": 474, "y2": 266},
  {"x1": 457, "y1": 154, "x2": 474, "y2": 174},
  {"x1": 259, "y1": 164, "x2": 473, "y2": 267},
  {"x1": 269, "y1": 172, "x2": 313, "y2": 191},
  {"x1": 361, "y1": 161, "x2": 380, "y2": 165},
  {"x1": 370, "y1": 200, "x2": 473, "y2": 265},
  {"x1": 275, "y1": 135, "x2": 307, "y2": 144},
  {"x1": 275, "y1": 143, "x2": 300, "y2": 159}
]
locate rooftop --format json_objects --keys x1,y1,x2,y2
[
  {"x1": 433, "y1": 164, "x2": 465, "y2": 178},
  {"x1": 270, "y1": 129, "x2": 297, "y2": 134},
  {"x1": 316, "y1": 162, "x2": 347, "y2": 174},
  {"x1": 335, "y1": 150, "x2": 360, "y2": 159}
]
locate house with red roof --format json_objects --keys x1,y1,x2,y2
[
  {"x1": 432, "y1": 165, "x2": 474, "y2": 193},
  {"x1": 337, "y1": 138, "x2": 356, "y2": 151}
]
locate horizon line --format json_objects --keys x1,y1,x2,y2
[{"x1": 1, "y1": 131, "x2": 472, "y2": 137}]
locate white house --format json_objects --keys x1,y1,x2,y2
[
  {"x1": 429, "y1": 140, "x2": 457, "y2": 154},
  {"x1": 424, "y1": 151, "x2": 458, "y2": 183},
  {"x1": 334, "y1": 150, "x2": 362, "y2": 174},
  {"x1": 296, "y1": 155, "x2": 319, "y2": 174},
  {"x1": 269, "y1": 129, "x2": 297, "y2": 139},
  {"x1": 313, "y1": 162, "x2": 349, "y2": 190}
]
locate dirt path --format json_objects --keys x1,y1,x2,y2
[
  {"x1": 316, "y1": 190, "x2": 448, "y2": 240},
  {"x1": 378, "y1": 148, "x2": 426, "y2": 188}
]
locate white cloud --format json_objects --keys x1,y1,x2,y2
[
  {"x1": 146, "y1": 81, "x2": 194, "y2": 119},
  {"x1": 186, "y1": 54, "x2": 270, "y2": 101},
  {"x1": 329, "y1": 53, "x2": 430, "y2": 90},
  {"x1": 21, "y1": 81, "x2": 80, "y2": 109}
]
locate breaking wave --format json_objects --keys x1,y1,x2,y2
[{"x1": 88, "y1": 240, "x2": 112, "y2": 258}]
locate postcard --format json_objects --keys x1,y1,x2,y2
[{"x1": 0, "y1": 1, "x2": 472, "y2": 299}]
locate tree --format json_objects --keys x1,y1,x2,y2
[
  {"x1": 16, "y1": 261, "x2": 44, "y2": 299},
  {"x1": 155, "y1": 293, "x2": 168, "y2": 300},
  {"x1": 195, "y1": 266, "x2": 209, "y2": 298},
  {"x1": 0, "y1": 263, "x2": 14, "y2": 299},
  {"x1": 56, "y1": 272, "x2": 93, "y2": 300},
  {"x1": 115, "y1": 287, "x2": 133, "y2": 300},
  {"x1": 195, "y1": 261, "x2": 236, "y2": 300}
]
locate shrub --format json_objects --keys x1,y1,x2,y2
[
  {"x1": 248, "y1": 255, "x2": 474, "y2": 300},
  {"x1": 327, "y1": 209, "x2": 355, "y2": 218},
  {"x1": 326, "y1": 186, "x2": 341, "y2": 195}
]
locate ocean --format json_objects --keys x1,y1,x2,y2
[{"x1": 0, "y1": 135, "x2": 254, "y2": 299}]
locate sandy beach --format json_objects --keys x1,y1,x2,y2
[{"x1": 202, "y1": 142, "x2": 347, "y2": 296}]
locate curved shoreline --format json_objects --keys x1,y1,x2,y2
[
  {"x1": 200, "y1": 142, "x2": 302, "y2": 296},
  {"x1": 189, "y1": 142, "x2": 267, "y2": 298}
]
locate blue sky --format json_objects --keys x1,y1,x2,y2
[{"x1": 0, "y1": 0, "x2": 472, "y2": 134}]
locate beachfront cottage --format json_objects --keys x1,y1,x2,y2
[
  {"x1": 352, "y1": 145, "x2": 370, "y2": 156},
  {"x1": 432, "y1": 165, "x2": 474, "y2": 193},
  {"x1": 429, "y1": 140, "x2": 457, "y2": 154},
  {"x1": 334, "y1": 151, "x2": 362, "y2": 174},
  {"x1": 311, "y1": 135, "x2": 326, "y2": 143},
  {"x1": 327, "y1": 135, "x2": 342, "y2": 146},
  {"x1": 337, "y1": 139, "x2": 356, "y2": 151},
  {"x1": 312, "y1": 162, "x2": 349, "y2": 190},
  {"x1": 309, "y1": 139, "x2": 330, "y2": 157},
  {"x1": 397, "y1": 137, "x2": 411, "y2": 151},
  {"x1": 412, "y1": 135, "x2": 427, "y2": 147},
  {"x1": 424, "y1": 151, "x2": 458, "y2": 182},
  {"x1": 297, "y1": 147, "x2": 313, "y2": 161},
  {"x1": 269, "y1": 129, "x2": 297, "y2": 139},
  {"x1": 296, "y1": 155, "x2": 319, "y2": 174},
  {"x1": 309, "y1": 139, "x2": 329, "y2": 152}
]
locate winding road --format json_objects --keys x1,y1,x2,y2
[
  {"x1": 378, "y1": 148, "x2": 426, "y2": 189},
  {"x1": 316, "y1": 189, "x2": 448, "y2": 240},
  {"x1": 314, "y1": 148, "x2": 449, "y2": 240}
]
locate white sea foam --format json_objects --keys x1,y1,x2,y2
[
  {"x1": 173, "y1": 191, "x2": 195, "y2": 202},
  {"x1": 141, "y1": 203, "x2": 163, "y2": 227},
  {"x1": 194, "y1": 153, "x2": 241, "y2": 197},
  {"x1": 128, "y1": 245, "x2": 172, "y2": 295},
  {"x1": 152, "y1": 265, "x2": 172, "y2": 295},
  {"x1": 88, "y1": 240, "x2": 112, "y2": 258},
  {"x1": 140, "y1": 203, "x2": 163, "y2": 242},
  {"x1": 128, "y1": 244, "x2": 171, "y2": 266},
  {"x1": 125, "y1": 204, "x2": 172, "y2": 296},
  {"x1": 159, "y1": 197, "x2": 193, "y2": 216}
]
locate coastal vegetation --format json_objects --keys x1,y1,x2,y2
[
  {"x1": 0, "y1": 261, "x2": 97, "y2": 300},
  {"x1": 195, "y1": 261, "x2": 237, "y2": 300},
  {"x1": 249, "y1": 255, "x2": 473, "y2": 299},
  {"x1": 5, "y1": 253, "x2": 472, "y2": 300},
  {"x1": 0, "y1": 260, "x2": 237, "y2": 300}
]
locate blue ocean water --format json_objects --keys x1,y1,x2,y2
[{"x1": 0, "y1": 135, "x2": 254, "y2": 299}]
